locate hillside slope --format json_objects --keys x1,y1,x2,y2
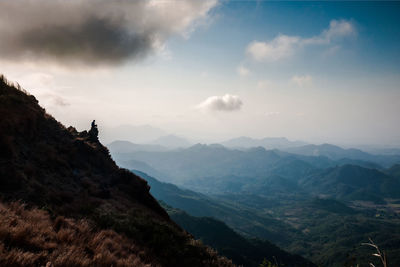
[
  {"x1": 165, "y1": 207, "x2": 315, "y2": 267},
  {"x1": 300, "y1": 164, "x2": 400, "y2": 203},
  {"x1": 0, "y1": 76, "x2": 232, "y2": 267},
  {"x1": 132, "y1": 170, "x2": 302, "y2": 245}
]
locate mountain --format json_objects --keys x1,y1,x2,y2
[
  {"x1": 132, "y1": 170, "x2": 302, "y2": 246},
  {"x1": 284, "y1": 144, "x2": 400, "y2": 168},
  {"x1": 134, "y1": 170, "x2": 400, "y2": 267},
  {"x1": 300, "y1": 164, "x2": 400, "y2": 203},
  {"x1": 112, "y1": 144, "x2": 379, "y2": 191},
  {"x1": 0, "y1": 76, "x2": 232, "y2": 267},
  {"x1": 152, "y1": 134, "x2": 192, "y2": 148},
  {"x1": 112, "y1": 143, "x2": 400, "y2": 205},
  {"x1": 285, "y1": 144, "x2": 371, "y2": 159},
  {"x1": 134, "y1": 170, "x2": 315, "y2": 267},
  {"x1": 166, "y1": 207, "x2": 315, "y2": 267},
  {"x1": 113, "y1": 145, "x2": 284, "y2": 184},
  {"x1": 108, "y1": 140, "x2": 168, "y2": 153},
  {"x1": 222, "y1": 136, "x2": 307, "y2": 150},
  {"x1": 387, "y1": 164, "x2": 400, "y2": 178},
  {"x1": 356, "y1": 146, "x2": 400, "y2": 156}
]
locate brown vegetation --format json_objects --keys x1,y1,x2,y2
[{"x1": 0, "y1": 201, "x2": 152, "y2": 267}]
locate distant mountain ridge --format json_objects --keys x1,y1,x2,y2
[
  {"x1": 284, "y1": 143, "x2": 400, "y2": 167},
  {"x1": 222, "y1": 136, "x2": 307, "y2": 149},
  {"x1": 152, "y1": 134, "x2": 192, "y2": 148},
  {"x1": 113, "y1": 143, "x2": 400, "y2": 205}
]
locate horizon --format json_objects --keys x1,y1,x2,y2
[
  {"x1": 1, "y1": 0, "x2": 400, "y2": 147},
  {"x1": 98, "y1": 124, "x2": 400, "y2": 151}
]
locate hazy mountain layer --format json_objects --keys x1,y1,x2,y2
[
  {"x1": 222, "y1": 136, "x2": 307, "y2": 149},
  {"x1": 284, "y1": 143, "x2": 400, "y2": 167},
  {"x1": 113, "y1": 144, "x2": 399, "y2": 203},
  {"x1": 133, "y1": 169, "x2": 400, "y2": 266}
]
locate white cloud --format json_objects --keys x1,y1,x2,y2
[
  {"x1": 246, "y1": 19, "x2": 356, "y2": 62},
  {"x1": 198, "y1": 94, "x2": 243, "y2": 112},
  {"x1": 246, "y1": 35, "x2": 300, "y2": 62},
  {"x1": 303, "y1": 20, "x2": 356, "y2": 45},
  {"x1": 291, "y1": 75, "x2": 313, "y2": 87},
  {"x1": 237, "y1": 65, "x2": 250, "y2": 77}
]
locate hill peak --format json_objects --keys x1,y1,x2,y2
[{"x1": 0, "y1": 76, "x2": 233, "y2": 267}]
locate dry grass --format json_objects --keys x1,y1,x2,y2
[
  {"x1": 0, "y1": 201, "x2": 155, "y2": 267},
  {"x1": 362, "y1": 238, "x2": 388, "y2": 267}
]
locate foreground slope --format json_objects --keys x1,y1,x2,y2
[
  {"x1": 0, "y1": 76, "x2": 232, "y2": 267},
  {"x1": 0, "y1": 202, "x2": 150, "y2": 266}
]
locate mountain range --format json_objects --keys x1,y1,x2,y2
[
  {"x1": 110, "y1": 143, "x2": 400, "y2": 200},
  {"x1": 221, "y1": 136, "x2": 307, "y2": 150},
  {"x1": 131, "y1": 169, "x2": 400, "y2": 267},
  {"x1": 111, "y1": 140, "x2": 400, "y2": 266}
]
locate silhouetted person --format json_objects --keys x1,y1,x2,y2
[{"x1": 88, "y1": 120, "x2": 99, "y2": 142}]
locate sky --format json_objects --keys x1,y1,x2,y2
[{"x1": 1, "y1": 0, "x2": 400, "y2": 147}]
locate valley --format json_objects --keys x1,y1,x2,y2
[{"x1": 109, "y1": 143, "x2": 400, "y2": 267}]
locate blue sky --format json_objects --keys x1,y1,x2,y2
[
  {"x1": 1, "y1": 0, "x2": 399, "y2": 146},
  {"x1": 167, "y1": 1, "x2": 400, "y2": 78}
]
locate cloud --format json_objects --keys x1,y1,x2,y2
[
  {"x1": 198, "y1": 94, "x2": 243, "y2": 112},
  {"x1": 246, "y1": 35, "x2": 300, "y2": 62},
  {"x1": 237, "y1": 65, "x2": 250, "y2": 77},
  {"x1": 0, "y1": 0, "x2": 218, "y2": 66},
  {"x1": 246, "y1": 19, "x2": 355, "y2": 62},
  {"x1": 303, "y1": 20, "x2": 356, "y2": 45},
  {"x1": 291, "y1": 75, "x2": 313, "y2": 87}
]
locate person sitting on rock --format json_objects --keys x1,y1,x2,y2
[{"x1": 88, "y1": 120, "x2": 99, "y2": 142}]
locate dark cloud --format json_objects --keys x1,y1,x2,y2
[
  {"x1": 8, "y1": 16, "x2": 152, "y2": 65},
  {"x1": 0, "y1": 0, "x2": 217, "y2": 66}
]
